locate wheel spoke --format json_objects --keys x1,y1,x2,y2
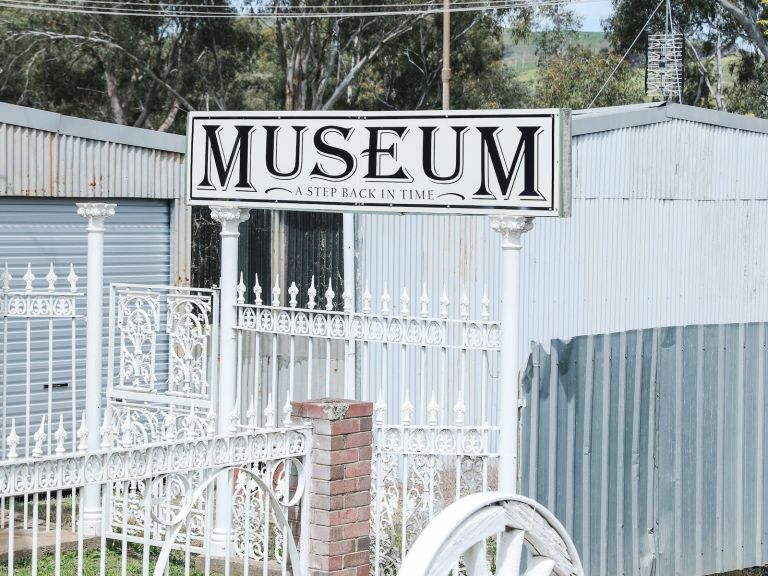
[
  {"x1": 524, "y1": 556, "x2": 556, "y2": 576},
  {"x1": 463, "y1": 541, "x2": 492, "y2": 576},
  {"x1": 496, "y1": 529, "x2": 525, "y2": 576}
]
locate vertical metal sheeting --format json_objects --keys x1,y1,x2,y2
[
  {"x1": 358, "y1": 116, "x2": 768, "y2": 396},
  {"x1": 520, "y1": 323, "x2": 768, "y2": 576},
  {"x1": 0, "y1": 198, "x2": 173, "y2": 443}
]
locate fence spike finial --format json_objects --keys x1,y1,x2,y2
[
  {"x1": 420, "y1": 284, "x2": 430, "y2": 318},
  {"x1": 342, "y1": 289, "x2": 352, "y2": 312},
  {"x1": 481, "y1": 286, "x2": 490, "y2": 321},
  {"x1": 439, "y1": 285, "x2": 450, "y2": 319},
  {"x1": 206, "y1": 407, "x2": 216, "y2": 438},
  {"x1": 264, "y1": 393, "x2": 275, "y2": 428},
  {"x1": 228, "y1": 398, "x2": 241, "y2": 433},
  {"x1": 253, "y1": 274, "x2": 262, "y2": 306},
  {"x1": 272, "y1": 275, "x2": 281, "y2": 307},
  {"x1": 77, "y1": 412, "x2": 88, "y2": 453},
  {"x1": 247, "y1": 394, "x2": 258, "y2": 427},
  {"x1": 325, "y1": 280, "x2": 335, "y2": 311},
  {"x1": 307, "y1": 276, "x2": 317, "y2": 310},
  {"x1": 7, "y1": 419, "x2": 18, "y2": 460},
  {"x1": 381, "y1": 283, "x2": 391, "y2": 316},
  {"x1": 427, "y1": 391, "x2": 440, "y2": 426},
  {"x1": 32, "y1": 416, "x2": 46, "y2": 458},
  {"x1": 46, "y1": 263, "x2": 57, "y2": 293},
  {"x1": 55, "y1": 414, "x2": 67, "y2": 454},
  {"x1": 68, "y1": 264, "x2": 78, "y2": 293},
  {"x1": 374, "y1": 388, "x2": 386, "y2": 425},
  {"x1": 1, "y1": 263, "x2": 11, "y2": 293},
  {"x1": 282, "y1": 393, "x2": 293, "y2": 427},
  {"x1": 362, "y1": 282, "x2": 372, "y2": 314},
  {"x1": 24, "y1": 263, "x2": 35, "y2": 293},
  {"x1": 237, "y1": 272, "x2": 246, "y2": 304},
  {"x1": 288, "y1": 282, "x2": 299, "y2": 309},
  {"x1": 454, "y1": 396, "x2": 466, "y2": 427},
  {"x1": 401, "y1": 390, "x2": 414, "y2": 425},
  {"x1": 460, "y1": 286, "x2": 470, "y2": 320},
  {"x1": 100, "y1": 411, "x2": 112, "y2": 449},
  {"x1": 400, "y1": 287, "x2": 410, "y2": 317}
]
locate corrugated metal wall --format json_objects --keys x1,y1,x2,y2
[
  {"x1": 520, "y1": 323, "x2": 768, "y2": 576},
  {"x1": 0, "y1": 124, "x2": 184, "y2": 200},
  {"x1": 0, "y1": 105, "x2": 189, "y2": 284},
  {"x1": 357, "y1": 117, "x2": 768, "y2": 376}
]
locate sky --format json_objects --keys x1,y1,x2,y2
[{"x1": 571, "y1": 0, "x2": 614, "y2": 31}]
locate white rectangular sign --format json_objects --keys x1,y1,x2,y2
[{"x1": 186, "y1": 109, "x2": 570, "y2": 216}]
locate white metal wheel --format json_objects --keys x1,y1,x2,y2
[{"x1": 398, "y1": 492, "x2": 584, "y2": 576}]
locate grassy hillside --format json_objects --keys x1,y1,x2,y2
[{"x1": 503, "y1": 31, "x2": 610, "y2": 82}]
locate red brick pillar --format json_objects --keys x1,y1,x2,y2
[{"x1": 292, "y1": 398, "x2": 373, "y2": 576}]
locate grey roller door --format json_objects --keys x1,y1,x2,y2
[{"x1": 0, "y1": 198, "x2": 172, "y2": 449}]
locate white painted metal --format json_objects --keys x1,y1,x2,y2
[
  {"x1": 399, "y1": 492, "x2": 584, "y2": 576},
  {"x1": 491, "y1": 216, "x2": 533, "y2": 493},
  {"x1": 210, "y1": 205, "x2": 251, "y2": 556},
  {"x1": 0, "y1": 414, "x2": 310, "y2": 575},
  {"x1": 371, "y1": 398, "x2": 499, "y2": 574},
  {"x1": 77, "y1": 202, "x2": 115, "y2": 536}
]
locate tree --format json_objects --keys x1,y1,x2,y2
[
  {"x1": 604, "y1": 0, "x2": 768, "y2": 115},
  {"x1": 536, "y1": 46, "x2": 645, "y2": 109},
  {"x1": 0, "y1": 1, "x2": 266, "y2": 131}
]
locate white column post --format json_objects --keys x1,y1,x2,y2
[
  {"x1": 209, "y1": 205, "x2": 250, "y2": 555},
  {"x1": 491, "y1": 215, "x2": 533, "y2": 494},
  {"x1": 76, "y1": 202, "x2": 116, "y2": 535}
]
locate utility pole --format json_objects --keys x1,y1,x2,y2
[{"x1": 442, "y1": 0, "x2": 451, "y2": 110}]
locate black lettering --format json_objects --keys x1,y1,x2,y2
[
  {"x1": 364, "y1": 127, "x2": 408, "y2": 180},
  {"x1": 473, "y1": 126, "x2": 541, "y2": 199},
  {"x1": 421, "y1": 126, "x2": 467, "y2": 182},
  {"x1": 264, "y1": 126, "x2": 306, "y2": 179},
  {"x1": 198, "y1": 125, "x2": 253, "y2": 190},
  {"x1": 310, "y1": 126, "x2": 356, "y2": 181}
]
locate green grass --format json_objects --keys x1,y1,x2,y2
[
  {"x1": 503, "y1": 30, "x2": 610, "y2": 78},
  {"x1": 0, "y1": 545, "x2": 205, "y2": 576}
]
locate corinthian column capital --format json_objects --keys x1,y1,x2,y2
[
  {"x1": 490, "y1": 216, "x2": 534, "y2": 249},
  {"x1": 210, "y1": 206, "x2": 251, "y2": 237}
]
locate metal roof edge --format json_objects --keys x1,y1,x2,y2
[
  {"x1": 0, "y1": 101, "x2": 185, "y2": 154},
  {"x1": 665, "y1": 103, "x2": 768, "y2": 135},
  {"x1": 571, "y1": 103, "x2": 669, "y2": 136}
]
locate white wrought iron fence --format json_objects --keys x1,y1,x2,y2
[
  {"x1": 0, "y1": 412, "x2": 311, "y2": 576},
  {"x1": 0, "y1": 262, "x2": 83, "y2": 537},
  {"x1": 233, "y1": 273, "x2": 502, "y2": 575}
]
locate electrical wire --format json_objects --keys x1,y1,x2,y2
[
  {"x1": 0, "y1": 0, "x2": 607, "y2": 18},
  {"x1": 587, "y1": 0, "x2": 664, "y2": 108}
]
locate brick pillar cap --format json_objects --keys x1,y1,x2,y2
[{"x1": 291, "y1": 398, "x2": 373, "y2": 420}]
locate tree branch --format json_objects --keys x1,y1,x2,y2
[{"x1": 11, "y1": 30, "x2": 196, "y2": 111}]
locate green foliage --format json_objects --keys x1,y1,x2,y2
[
  {"x1": 725, "y1": 52, "x2": 768, "y2": 116},
  {"x1": 535, "y1": 46, "x2": 645, "y2": 109},
  {"x1": 0, "y1": 1, "x2": 263, "y2": 132}
]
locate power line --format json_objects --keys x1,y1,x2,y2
[
  {"x1": 587, "y1": 0, "x2": 664, "y2": 108},
  {"x1": 0, "y1": 0, "x2": 606, "y2": 19}
]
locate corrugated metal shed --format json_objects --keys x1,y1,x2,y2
[
  {"x1": 357, "y1": 103, "x2": 768, "y2": 369},
  {"x1": 521, "y1": 323, "x2": 768, "y2": 576},
  {"x1": 0, "y1": 101, "x2": 190, "y2": 284}
]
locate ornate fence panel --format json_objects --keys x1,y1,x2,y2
[
  {"x1": 0, "y1": 262, "x2": 83, "y2": 535},
  {"x1": 233, "y1": 273, "x2": 501, "y2": 575},
  {"x1": 0, "y1": 412, "x2": 310, "y2": 576},
  {"x1": 106, "y1": 283, "x2": 220, "y2": 550}
]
